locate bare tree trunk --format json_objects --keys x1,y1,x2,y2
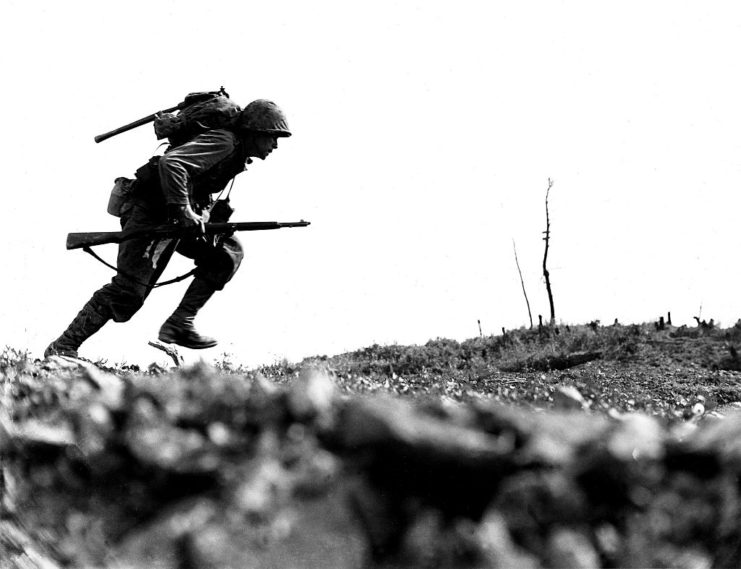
[
  {"x1": 512, "y1": 239, "x2": 533, "y2": 329},
  {"x1": 542, "y1": 178, "x2": 556, "y2": 325}
]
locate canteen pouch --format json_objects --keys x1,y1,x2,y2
[{"x1": 107, "y1": 177, "x2": 135, "y2": 217}]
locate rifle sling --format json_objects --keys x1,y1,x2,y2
[{"x1": 82, "y1": 246, "x2": 196, "y2": 289}]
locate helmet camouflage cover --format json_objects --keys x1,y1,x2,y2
[{"x1": 239, "y1": 99, "x2": 291, "y2": 137}]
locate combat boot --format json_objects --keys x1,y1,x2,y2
[
  {"x1": 158, "y1": 279, "x2": 218, "y2": 349},
  {"x1": 45, "y1": 300, "x2": 111, "y2": 358}
]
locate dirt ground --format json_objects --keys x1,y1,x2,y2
[{"x1": 2, "y1": 322, "x2": 741, "y2": 568}]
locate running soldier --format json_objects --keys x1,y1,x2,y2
[{"x1": 45, "y1": 99, "x2": 291, "y2": 357}]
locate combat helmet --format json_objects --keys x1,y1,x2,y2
[{"x1": 239, "y1": 99, "x2": 291, "y2": 137}]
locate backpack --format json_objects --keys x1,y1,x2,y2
[
  {"x1": 153, "y1": 89, "x2": 242, "y2": 147},
  {"x1": 103, "y1": 89, "x2": 242, "y2": 217}
]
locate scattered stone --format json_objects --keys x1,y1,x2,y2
[
  {"x1": 230, "y1": 455, "x2": 292, "y2": 519},
  {"x1": 667, "y1": 548, "x2": 714, "y2": 569},
  {"x1": 124, "y1": 400, "x2": 220, "y2": 475},
  {"x1": 495, "y1": 471, "x2": 589, "y2": 549},
  {"x1": 520, "y1": 411, "x2": 610, "y2": 466},
  {"x1": 0, "y1": 408, "x2": 15, "y2": 452},
  {"x1": 291, "y1": 448, "x2": 340, "y2": 497},
  {"x1": 70, "y1": 401, "x2": 115, "y2": 461},
  {"x1": 286, "y1": 365, "x2": 337, "y2": 426},
  {"x1": 42, "y1": 355, "x2": 84, "y2": 372},
  {"x1": 0, "y1": 520, "x2": 63, "y2": 568},
  {"x1": 477, "y1": 511, "x2": 541, "y2": 569},
  {"x1": 607, "y1": 413, "x2": 664, "y2": 461},
  {"x1": 346, "y1": 476, "x2": 407, "y2": 560},
  {"x1": 80, "y1": 366, "x2": 125, "y2": 409},
  {"x1": 12, "y1": 418, "x2": 76, "y2": 453},
  {"x1": 245, "y1": 373, "x2": 287, "y2": 427},
  {"x1": 205, "y1": 421, "x2": 231, "y2": 446},
  {"x1": 250, "y1": 372, "x2": 279, "y2": 398},
  {"x1": 545, "y1": 527, "x2": 600, "y2": 569},
  {"x1": 675, "y1": 411, "x2": 741, "y2": 472},
  {"x1": 552, "y1": 385, "x2": 589, "y2": 410},
  {"x1": 110, "y1": 498, "x2": 218, "y2": 569}
]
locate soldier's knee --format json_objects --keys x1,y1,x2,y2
[
  {"x1": 197, "y1": 257, "x2": 243, "y2": 291},
  {"x1": 199, "y1": 267, "x2": 238, "y2": 291},
  {"x1": 109, "y1": 299, "x2": 144, "y2": 323},
  {"x1": 107, "y1": 292, "x2": 146, "y2": 322},
  {"x1": 92, "y1": 283, "x2": 148, "y2": 323},
  {"x1": 212, "y1": 239, "x2": 244, "y2": 284},
  {"x1": 223, "y1": 237, "x2": 244, "y2": 267},
  {"x1": 227, "y1": 248, "x2": 244, "y2": 275}
]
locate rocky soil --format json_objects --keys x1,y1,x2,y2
[{"x1": 3, "y1": 322, "x2": 741, "y2": 568}]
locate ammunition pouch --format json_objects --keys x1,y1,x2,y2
[
  {"x1": 135, "y1": 156, "x2": 161, "y2": 188},
  {"x1": 208, "y1": 199, "x2": 234, "y2": 223}
]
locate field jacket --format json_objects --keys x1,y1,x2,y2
[{"x1": 157, "y1": 129, "x2": 251, "y2": 210}]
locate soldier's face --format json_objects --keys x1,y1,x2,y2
[{"x1": 252, "y1": 134, "x2": 279, "y2": 160}]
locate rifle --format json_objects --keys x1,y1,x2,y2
[
  {"x1": 66, "y1": 221, "x2": 311, "y2": 250},
  {"x1": 94, "y1": 88, "x2": 229, "y2": 144}
]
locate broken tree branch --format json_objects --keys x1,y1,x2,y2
[
  {"x1": 512, "y1": 239, "x2": 533, "y2": 329},
  {"x1": 499, "y1": 350, "x2": 603, "y2": 373},
  {"x1": 148, "y1": 341, "x2": 184, "y2": 367},
  {"x1": 542, "y1": 178, "x2": 556, "y2": 325}
]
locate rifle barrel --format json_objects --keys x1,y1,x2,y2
[
  {"x1": 208, "y1": 221, "x2": 311, "y2": 233},
  {"x1": 66, "y1": 220, "x2": 311, "y2": 250},
  {"x1": 94, "y1": 103, "x2": 182, "y2": 144}
]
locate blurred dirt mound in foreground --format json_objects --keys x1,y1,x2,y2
[{"x1": 2, "y1": 350, "x2": 741, "y2": 568}]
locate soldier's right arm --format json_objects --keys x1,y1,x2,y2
[
  {"x1": 158, "y1": 130, "x2": 236, "y2": 231},
  {"x1": 158, "y1": 130, "x2": 237, "y2": 206}
]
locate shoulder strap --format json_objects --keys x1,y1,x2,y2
[{"x1": 82, "y1": 246, "x2": 196, "y2": 289}]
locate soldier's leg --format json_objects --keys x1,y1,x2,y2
[
  {"x1": 158, "y1": 235, "x2": 244, "y2": 349},
  {"x1": 45, "y1": 204, "x2": 176, "y2": 358},
  {"x1": 89, "y1": 235, "x2": 177, "y2": 322},
  {"x1": 44, "y1": 299, "x2": 111, "y2": 358}
]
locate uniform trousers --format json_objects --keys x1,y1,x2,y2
[{"x1": 89, "y1": 198, "x2": 244, "y2": 322}]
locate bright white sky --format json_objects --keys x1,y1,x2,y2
[{"x1": 2, "y1": 1, "x2": 741, "y2": 368}]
